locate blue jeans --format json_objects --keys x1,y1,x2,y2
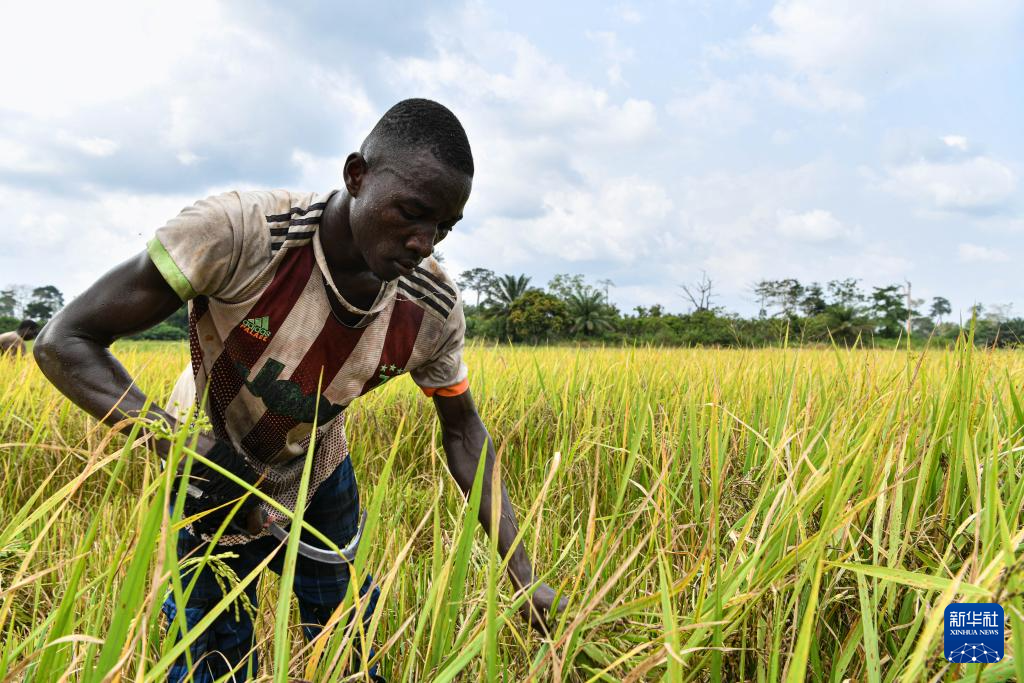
[{"x1": 162, "y1": 456, "x2": 381, "y2": 682}]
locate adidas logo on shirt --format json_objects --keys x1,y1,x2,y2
[{"x1": 240, "y1": 315, "x2": 271, "y2": 341}]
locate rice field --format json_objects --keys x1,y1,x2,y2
[{"x1": 0, "y1": 340, "x2": 1022, "y2": 681}]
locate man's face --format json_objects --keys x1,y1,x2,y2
[{"x1": 346, "y1": 148, "x2": 471, "y2": 281}]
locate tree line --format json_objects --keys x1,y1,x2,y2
[
  {"x1": 0, "y1": 283, "x2": 186, "y2": 341},
  {"x1": 0, "y1": 285, "x2": 65, "y2": 332},
  {"x1": 3, "y1": 274, "x2": 1020, "y2": 348},
  {"x1": 456, "y1": 269, "x2": 1022, "y2": 348}
]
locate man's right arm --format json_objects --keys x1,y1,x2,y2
[
  {"x1": 36, "y1": 249, "x2": 267, "y2": 536},
  {"x1": 33, "y1": 250, "x2": 214, "y2": 457}
]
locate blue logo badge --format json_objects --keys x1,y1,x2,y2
[{"x1": 944, "y1": 603, "x2": 1004, "y2": 663}]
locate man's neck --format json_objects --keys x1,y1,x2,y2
[
  {"x1": 319, "y1": 190, "x2": 368, "y2": 277},
  {"x1": 318, "y1": 190, "x2": 387, "y2": 311}
]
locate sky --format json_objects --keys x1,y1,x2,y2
[{"x1": 1, "y1": 0, "x2": 1021, "y2": 318}]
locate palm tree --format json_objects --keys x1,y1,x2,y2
[
  {"x1": 566, "y1": 289, "x2": 615, "y2": 336},
  {"x1": 823, "y1": 304, "x2": 871, "y2": 345},
  {"x1": 483, "y1": 274, "x2": 531, "y2": 340},
  {"x1": 484, "y1": 274, "x2": 532, "y2": 315}
]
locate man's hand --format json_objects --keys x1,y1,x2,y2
[
  {"x1": 434, "y1": 389, "x2": 566, "y2": 637},
  {"x1": 33, "y1": 251, "x2": 188, "y2": 457},
  {"x1": 517, "y1": 581, "x2": 568, "y2": 634},
  {"x1": 180, "y1": 440, "x2": 266, "y2": 536}
]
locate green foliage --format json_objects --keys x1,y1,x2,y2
[
  {"x1": 0, "y1": 290, "x2": 18, "y2": 318},
  {"x1": 546, "y1": 273, "x2": 587, "y2": 300},
  {"x1": 973, "y1": 316, "x2": 1024, "y2": 347},
  {"x1": 801, "y1": 305, "x2": 875, "y2": 344},
  {"x1": 464, "y1": 271, "x2": 1022, "y2": 349},
  {"x1": 911, "y1": 316, "x2": 935, "y2": 336},
  {"x1": 484, "y1": 274, "x2": 531, "y2": 311},
  {"x1": 870, "y1": 284, "x2": 912, "y2": 337},
  {"x1": 131, "y1": 322, "x2": 186, "y2": 341},
  {"x1": 479, "y1": 274, "x2": 532, "y2": 340},
  {"x1": 929, "y1": 296, "x2": 952, "y2": 322},
  {"x1": 564, "y1": 288, "x2": 616, "y2": 336},
  {"x1": 456, "y1": 268, "x2": 496, "y2": 307},
  {"x1": 0, "y1": 316, "x2": 19, "y2": 334},
  {"x1": 674, "y1": 309, "x2": 738, "y2": 345},
  {"x1": 507, "y1": 290, "x2": 568, "y2": 342},
  {"x1": 799, "y1": 282, "x2": 827, "y2": 316},
  {"x1": 23, "y1": 286, "x2": 64, "y2": 323},
  {"x1": 826, "y1": 278, "x2": 865, "y2": 307},
  {"x1": 127, "y1": 305, "x2": 189, "y2": 341},
  {"x1": 0, "y1": 285, "x2": 64, "y2": 323},
  {"x1": 754, "y1": 278, "x2": 805, "y2": 316}
]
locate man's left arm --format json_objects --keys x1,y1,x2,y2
[{"x1": 432, "y1": 388, "x2": 566, "y2": 631}]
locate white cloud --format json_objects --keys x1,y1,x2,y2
[
  {"x1": 942, "y1": 135, "x2": 969, "y2": 152},
  {"x1": 585, "y1": 30, "x2": 634, "y2": 85},
  {"x1": 702, "y1": 249, "x2": 769, "y2": 296},
  {"x1": 879, "y1": 153, "x2": 1017, "y2": 215},
  {"x1": 0, "y1": 184, "x2": 198, "y2": 293},
  {"x1": 455, "y1": 176, "x2": 674, "y2": 267},
  {"x1": 0, "y1": 1, "x2": 222, "y2": 117},
  {"x1": 389, "y1": 40, "x2": 654, "y2": 144},
  {"x1": 992, "y1": 218, "x2": 1024, "y2": 233},
  {"x1": 615, "y1": 4, "x2": 643, "y2": 24},
  {"x1": 668, "y1": 80, "x2": 754, "y2": 128},
  {"x1": 55, "y1": 133, "x2": 119, "y2": 158},
  {"x1": 668, "y1": 71, "x2": 863, "y2": 119},
  {"x1": 586, "y1": 98, "x2": 656, "y2": 144},
  {"x1": 0, "y1": 0, "x2": 1017, "y2": 319},
  {"x1": 762, "y1": 74, "x2": 865, "y2": 112},
  {"x1": 0, "y1": 1, "x2": 378, "y2": 199},
  {"x1": 383, "y1": 18, "x2": 659, "y2": 232},
  {"x1": 0, "y1": 138, "x2": 61, "y2": 173},
  {"x1": 749, "y1": 0, "x2": 1020, "y2": 107},
  {"x1": 750, "y1": 2, "x2": 876, "y2": 76},
  {"x1": 176, "y1": 151, "x2": 202, "y2": 166},
  {"x1": 776, "y1": 209, "x2": 857, "y2": 242},
  {"x1": 150, "y1": 44, "x2": 374, "y2": 171},
  {"x1": 958, "y1": 243, "x2": 1009, "y2": 263},
  {"x1": 289, "y1": 149, "x2": 348, "y2": 190},
  {"x1": 771, "y1": 129, "x2": 795, "y2": 145},
  {"x1": 663, "y1": 163, "x2": 916, "y2": 294}
]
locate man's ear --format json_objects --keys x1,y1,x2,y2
[{"x1": 343, "y1": 152, "x2": 368, "y2": 197}]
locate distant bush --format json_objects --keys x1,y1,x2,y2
[
  {"x1": 126, "y1": 305, "x2": 188, "y2": 341},
  {"x1": 130, "y1": 322, "x2": 187, "y2": 341},
  {"x1": 508, "y1": 290, "x2": 569, "y2": 342}
]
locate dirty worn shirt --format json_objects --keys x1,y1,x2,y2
[{"x1": 149, "y1": 190, "x2": 468, "y2": 544}]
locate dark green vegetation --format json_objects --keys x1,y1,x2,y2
[
  {"x1": 4, "y1": 276, "x2": 1021, "y2": 348},
  {"x1": 460, "y1": 272, "x2": 1022, "y2": 348}
]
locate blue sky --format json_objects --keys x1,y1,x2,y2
[{"x1": 1, "y1": 0, "x2": 1021, "y2": 318}]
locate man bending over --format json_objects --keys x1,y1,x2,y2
[{"x1": 35, "y1": 99, "x2": 563, "y2": 682}]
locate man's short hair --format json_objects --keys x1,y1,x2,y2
[
  {"x1": 17, "y1": 319, "x2": 40, "y2": 339},
  {"x1": 362, "y1": 98, "x2": 474, "y2": 176}
]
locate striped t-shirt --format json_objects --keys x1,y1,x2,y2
[{"x1": 149, "y1": 190, "x2": 468, "y2": 543}]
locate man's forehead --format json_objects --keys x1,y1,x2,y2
[
  {"x1": 373, "y1": 150, "x2": 471, "y2": 203},
  {"x1": 376, "y1": 147, "x2": 465, "y2": 179}
]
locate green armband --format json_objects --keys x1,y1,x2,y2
[{"x1": 147, "y1": 237, "x2": 197, "y2": 301}]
